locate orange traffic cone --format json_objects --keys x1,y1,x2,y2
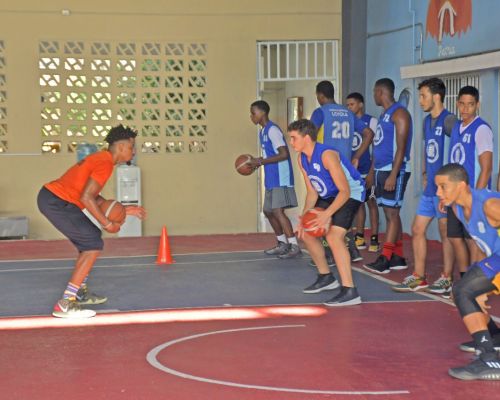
[{"x1": 157, "y1": 226, "x2": 175, "y2": 264}]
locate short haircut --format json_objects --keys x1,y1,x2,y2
[
  {"x1": 316, "y1": 80, "x2": 335, "y2": 100},
  {"x1": 346, "y1": 92, "x2": 364, "y2": 103},
  {"x1": 418, "y1": 77, "x2": 446, "y2": 103},
  {"x1": 435, "y1": 163, "x2": 470, "y2": 185},
  {"x1": 287, "y1": 119, "x2": 318, "y2": 141},
  {"x1": 375, "y1": 78, "x2": 395, "y2": 96},
  {"x1": 251, "y1": 100, "x2": 270, "y2": 114},
  {"x1": 458, "y1": 85, "x2": 479, "y2": 102},
  {"x1": 104, "y1": 124, "x2": 137, "y2": 146}
]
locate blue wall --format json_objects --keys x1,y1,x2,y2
[{"x1": 363, "y1": 0, "x2": 499, "y2": 239}]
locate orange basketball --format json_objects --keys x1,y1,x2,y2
[
  {"x1": 100, "y1": 200, "x2": 126, "y2": 224},
  {"x1": 302, "y1": 207, "x2": 330, "y2": 237},
  {"x1": 235, "y1": 154, "x2": 255, "y2": 176}
]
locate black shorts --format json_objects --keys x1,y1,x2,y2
[
  {"x1": 314, "y1": 197, "x2": 362, "y2": 230},
  {"x1": 447, "y1": 207, "x2": 471, "y2": 239},
  {"x1": 374, "y1": 170, "x2": 411, "y2": 208},
  {"x1": 37, "y1": 187, "x2": 104, "y2": 252}
]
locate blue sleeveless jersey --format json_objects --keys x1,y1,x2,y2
[
  {"x1": 373, "y1": 102, "x2": 413, "y2": 171},
  {"x1": 455, "y1": 189, "x2": 500, "y2": 258},
  {"x1": 351, "y1": 114, "x2": 373, "y2": 176},
  {"x1": 423, "y1": 109, "x2": 451, "y2": 196},
  {"x1": 300, "y1": 143, "x2": 365, "y2": 201},
  {"x1": 259, "y1": 121, "x2": 294, "y2": 190},
  {"x1": 449, "y1": 117, "x2": 491, "y2": 188},
  {"x1": 312, "y1": 104, "x2": 366, "y2": 161}
]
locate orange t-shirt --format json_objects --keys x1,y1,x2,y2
[{"x1": 45, "y1": 151, "x2": 114, "y2": 209}]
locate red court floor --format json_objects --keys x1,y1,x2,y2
[{"x1": 0, "y1": 233, "x2": 499, "y2": 399}]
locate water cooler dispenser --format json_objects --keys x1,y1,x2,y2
[{"x1": 116, "y1": 164, "x2": 142, "y2": 237}]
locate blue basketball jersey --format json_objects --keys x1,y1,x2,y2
[
  {"x1": 423, "y1": 109, "x2": 451, "y2": 196},
  {"x1": 449, "y1": 117, "x2": 491, "y2": 188},
  {"x1": 311, "y1": 104, "x2": 366, "y2": 161},
  {"x1": 300, "y1": 143, "x2": 365, "y2": 201},
  {"x1": 351, "y1": 114, "x2": 374, "y2": 176},
  {"x1": 373, "y1": 102, "x2": 413, "y2": 171},
  {"x1": 259, "y1": 121, "x2": 294, "y2": 190},
  {"x1": 455, "y1": 189, "x2": 500, "y2": 258}
]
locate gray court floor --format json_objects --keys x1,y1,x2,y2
[{"x1": 0, "y1": 251, "x2": 431, "y2": 317}]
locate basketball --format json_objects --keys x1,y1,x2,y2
[
  {"x1": 234, "y1": 154, "x2": 255, "y2": 176},
  {"x1": 302, "y1": 207, "x2": 330, "y2": 237},
  {"x1": 100, "y1": 200, "x2": 126, "y2": 224}
]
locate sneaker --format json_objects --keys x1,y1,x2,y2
[
  {"x1": 355, "y1": 235, "x2": 367, "y2": 250},
  {"x1": 392, "y1": 273, "x2": 428, "y2": 292},
  {"x1": 349, "y1": 245, "x2": 363, "y2": 262},
  {"x1": 278, "y1": 244, "x2": 302, "y2": 259},
  {"x1": 459, "y1": 335, "x2": 500, "y2": 353},
  {"x1": 363, "y1": 255, "x2": 390, "y2": 274},
  {"x1": 368, "y1": 235, "x2": 380, "y2": 253},
  {"x1": 324, "y1": 286, "x2": 362, "y2": 306},
  {"x1": 389, "y1": 254, "x2": 408, "y2": 270},
  {"x1": 303, "y1": 273, "x2": 339, "y2": 294},
  {"x1": 76, "y1": 286, "x2": 108, "y2": 305},
  {"x1": 449, "y1": 354, "x2": 500, "y2": 380},
  {"x1": 427, "y1": 275, "x2": 453, "y2": 294},
  {"x1": 52, "y1": 298, "x2": 97, "y2": 319},
  {"x1": 309, "y1": 255, "x2": 336, "y2": 268},
  {"x1": 264, "y1": 241, "x2": 289, "y2": 256}
]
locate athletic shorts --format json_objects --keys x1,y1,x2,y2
[
  {"x1": 446, "y1": 207, "x2": 471, "y2": 239},
  {"x1": 374, "y1": 170, "x2": 411, "y2": 208},
  {"x1": 314, "y1": 197, "x2": 362, "y2": 230},
  {"x1": 37, "y1": 187, "x2": 104, "y2": 252},
  {"x1": 263, "y1": 186, "x2": 298, "y2": 212},
  {"x1": 477, "y1": 253, "x2": 500, "y2": 279},
  {"x1": 416, "y1": 195, "x2": 446, "y2": 219}
]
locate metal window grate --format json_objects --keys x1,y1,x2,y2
[
  {"x1": 257, "y1": 40, "x2": 339, "y2": 84},
  {"x1": 440, "y1": 73, "x2": 480, "y2": 116}
]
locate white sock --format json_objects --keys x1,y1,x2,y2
[
  {"x1": 287, "y1": 236, "x2": 298, "y2": 245},
  {"x1": 277, "y1": 234, "x2": 287, "y2": 243}
]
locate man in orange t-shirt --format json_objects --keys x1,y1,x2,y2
[{"x1": 38, "y1": 125, "x2": 146, "y2": 318}]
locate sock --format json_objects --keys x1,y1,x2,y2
[
  {"x1": 287, "y1": 236, "x2": 298, "y2": 245},
  {"x1": 381, "y1": 242, "x2": 395, "y2": 260},
  {"x1": 63, "y1": 282, "x2": 80, "y2": 300},
  {"x1": 277, "y1": 234, "x2": 286, "y2": 243},
  {"x1": 473, "y1": 330, "x2": 495, "y2": 355},
  {"x1": 393, "y1": 240, "x2": 404, "y2": 257},
  {"x1": 487, "y1": 319, "x2": 500, "y2": 336},
  {"x1": 460, "y1": 272, "x2": 465, "y2": 278}
]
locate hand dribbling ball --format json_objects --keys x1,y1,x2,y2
[
  {"x1": 235, "y1": 154, "x2": 255, "y2": 176},
  {"x1": 301, "y1": 207, "x2": 330, "y2": 237}
]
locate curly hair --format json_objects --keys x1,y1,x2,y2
[{"x1": 104, "y1": 125, "x2": 137, "y2": 146}]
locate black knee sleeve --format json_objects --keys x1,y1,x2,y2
[{"x1": 453, "y1": 265, "x2": 496, "y2": 318}]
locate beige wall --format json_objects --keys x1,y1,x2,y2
[{"x1": 0, "y1": 0, "x2": 342, "y2": 239}]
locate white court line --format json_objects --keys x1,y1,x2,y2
[
  {"x1": 0, "y1": 257, "x2": 274, "y2": 273},
  {"x1": 0, "y1": 249, "x2": 263, "y2": 263},
  {"x1": 146, "y1": 324, "x2": 410, "y2": 396}
]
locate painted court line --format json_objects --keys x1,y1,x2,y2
[
  {"x1": 0, "y1": 249, "x2": 263, "y2": 264},
  {"x1": 146, "y1": 324, "x2": 410, "y2": 396},
  {"x1": 0, "y1": 257, "x2": 273, "y2": 273}
]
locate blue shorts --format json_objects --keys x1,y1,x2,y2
[
  {"x1": 477, "y1": 253, "x2": 500, "y2": 279},
  {"x1": 374, "y1": 170, "x2": 411, "y2": 208},
  {"x1": 416, "y1": 195, "x2": 446, "y2": 219}
]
